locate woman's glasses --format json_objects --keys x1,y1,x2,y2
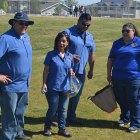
[{"x1": 122, "y1": 29, "x2": 132, "y2": 33}]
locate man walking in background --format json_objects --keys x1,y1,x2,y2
[
  {"x1": 0, "y1": 12, "x2": 34, "y2": 140},
  {"x1": 65, "y1": 13, "x2": 96, "y2": 125},
  {"x1": 74, "y1": 5, "x2": 79, "y2": 17}
]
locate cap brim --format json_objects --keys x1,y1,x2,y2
[{"x1": 8, "y1": 19, "x2": 34, "y2": 26}]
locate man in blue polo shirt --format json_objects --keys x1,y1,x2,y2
[
  {"x1": 65, "y1": 13, "x2": 96, "y2": 124},
  {"x1": 0, "y1": 12, "x2": 34, "y2": 140}
]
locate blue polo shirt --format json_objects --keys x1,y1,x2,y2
[
  {"x1": 65, "y1": 25, "x2": 96, "y2": 74},
  {"x1": 109, "y1": 36, "x2": 140, "y2": 80},
  {"x1": 44, "y1": 50, "x2": 74, "y2": 91},
  {"x1": 0, "y1": 28, "x2": 32, "y2": 92}
]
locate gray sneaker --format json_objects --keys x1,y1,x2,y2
[
  {"x1": 117, "y1": 120, "x2": 130, "y2": 127},
  {"x1": 128, "y1": 127, "x2": 138, "y2": 133},
  {"x1": 58, "y1": 129, "x2": 72, "y2": 138},
  {"x1": 44, "y1": 126, "x2": 52, "y2": 136}
]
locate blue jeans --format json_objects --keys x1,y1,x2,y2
[
  {"x1": 0, "y1": 90, "x2": 1, "y2": 106},
  {"x1": 45, "y1": 90, "x2": 69, "y2": 129},
  {"x1": 113, "y1": 79, "x2": 140, "y2": 129},
  {"x1": 67, "y1": 73, "x2": 85, "y2": 122},
  {"x1": 1, "y1": 91, "x2": 28, "y2": 140}
]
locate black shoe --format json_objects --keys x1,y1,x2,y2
[
  {"x1": 15, "y1": 135, "x2": 31, "y2": 140},
  {"x1": 58, "y1": 129, "x2": 72, "y2": 138},
  {"x1": 44, "y1": 126, "x2": 52, "y2": 136}
]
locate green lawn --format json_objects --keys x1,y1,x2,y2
[{"x1": 0, "y1": 15, "x2": 140, "y2": 140}]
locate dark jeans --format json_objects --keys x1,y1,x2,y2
[
  {"x1": 45, "y1": 90, "x2": 69, "y2": 129},
  {"x1": 1, "y1": 91, "x2": 28, "y2": 140},
  {"x1": 113, "y1": 79, "x2": 140, "y2": 129},
  {"x1": 67, "y1": 73, "x2": 85, "y2": 122}
]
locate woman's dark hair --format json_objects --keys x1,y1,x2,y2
[
  {"x1": 54, "y1": 31, "x2": 70, "y2": 51},
  {"x1": 78, "y1": 13, "x2": 91, "y2": 21},
  {"x1": 123, "y1": 23, "x2": 140, "y2": 37}
]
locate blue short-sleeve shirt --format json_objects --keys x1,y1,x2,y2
[
  {"x1": 65, "y1": 25, "x2": 96, "y2": 74},
  {"x1": 44, "y1": 50, "x2": 74, "y2": 91},
  {"x1": 109, "y1": 36, "x2": 140, "y2": 80},
  {"x1": 0, "y1": 28, "x2": 32, "y2": 92}
]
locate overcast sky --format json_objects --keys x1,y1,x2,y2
[{"x1": 77, "y1": 0, "x2": 140, "y2": 5}]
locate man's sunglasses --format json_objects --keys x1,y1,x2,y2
[
  {"x1": 17, "y1": 21, "x2": 29, "y2": 26},
  {"x1": 122, "y1": 29, "x2": 132, "y2": 33},
  {"x1": 82, "y1": 22, "x2": 90, "y2": 27}
]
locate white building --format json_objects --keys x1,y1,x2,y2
[
  {"x1": 101, "y1": 0, "x2": 134, "y2": 7},
  {"x1": 101, "y1": 0, "x2": 127, "y2": 3},
  {"x1": 40, "y1": 0, "x2": 69, "y2": 16},
  {"x1": 86, "y1": 0, "x2": 140, "y2": 18}
]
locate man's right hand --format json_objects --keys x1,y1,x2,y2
[
  {"x1": 107, "y1": 74, "x2": 112, "y2": 83},
  {"x1": 41, "y1": 84, "x2": 48, "y2": 94}
]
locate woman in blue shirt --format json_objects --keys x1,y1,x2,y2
[
  {"x1": 41, "y1": 32, "x2": 74, "y2": 138},
  {"x1": 107, "y1": 23, "x2": 140, "y2": 133}
]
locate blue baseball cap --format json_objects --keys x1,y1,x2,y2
[{"x1": 9, "y1": 12, "x2": 34, "y2": 26}]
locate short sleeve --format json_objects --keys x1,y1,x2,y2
[
  {"x1": 44, "y1": 51, "x2": 52, "y2": 65},
  {"x1": 108, "y1": 42, "x2": 115, "y2": 58},
  {"x1": 0, "y1": 36, "x2": 9, "y2": 59},
  {"x1": 90, "y1": 37, "x2": 96, "y2": 52},
  {"x1": 86, "y1": 34, "x2": 96, "y2": 52}
]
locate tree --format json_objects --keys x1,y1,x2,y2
[
  {"x1": 3, "y1": 0, "x2": 8, "y2": 12},
  {"x1": 30, "y1": 0, "x2": 40, "y2": 14},
  {"x1": 0, "y1": 0, "x2": 2, "y2": 9},
  {"x1": 64, "y1": 0, "x2": 78, "y2": 7},
  {"x1": 0, "y1": 0, "x2": 8, "y2": 12}
]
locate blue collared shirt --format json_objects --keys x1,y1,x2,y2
[
  {"x1": 44, "y1": 50, "x2": 74, "y2": 91},
  {"x1": 109, "y1": 36, "x2": 140, "y2": 80},
  {"x1": 65, "y1": 25, "x2": 96, "y2": 74},
  {"x1": 0, "y1": 28, "x2": 32, "y2": 92}
]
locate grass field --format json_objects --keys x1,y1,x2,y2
[{"x1": 0, "y1": 15, "x2": 140, "y2": 140}]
